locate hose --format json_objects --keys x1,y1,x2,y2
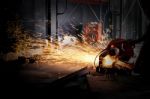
[{"x1": 93, "y1": 49, "x2": 109, "y2": 68}]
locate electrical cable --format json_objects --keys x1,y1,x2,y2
[{"x1": 93, "y1": 49, "x2": 108, "y2": 68}]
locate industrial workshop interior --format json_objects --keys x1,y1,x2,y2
[{"x1": 1, "y1": 0, "x2": 150, "y2": 98}]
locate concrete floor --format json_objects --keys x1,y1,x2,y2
[{"x1": 1, "y1": 60, "x2": 150, "y2": 99}]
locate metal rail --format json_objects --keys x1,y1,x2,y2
[{"x1": 49, "y1": 67, "x2": 89, "y2": 89}]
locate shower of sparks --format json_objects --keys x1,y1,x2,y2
[
  {"x1": 6, "y1": 20, "x2": 111, "y2": 68},
  {"x1": 37, "y1": 35, "x2": 111, "y2": 68}
]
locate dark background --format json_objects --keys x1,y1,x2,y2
[{"x1": 0, "y1": 0, "x2": 150, "y2": 98}]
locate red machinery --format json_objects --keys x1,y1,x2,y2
[
  {"x1": 83, "y1": 22, "x2": 103, "y2": 44},
  {"x1": 96, "y1": 39, "x2": 135, "y2": 74}
]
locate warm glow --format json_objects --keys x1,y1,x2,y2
[
  {"x1": 101, "y1": 55, "x2": 133, "y2": 69},
  {"x1": 37, "y1": 34, "x2": 110, "y2": 67},
  {"x1": 11, "y1": 28, "x2": 110, "y2": 68},
  {"x1": 102, "y1": 55, "x2": 116, "y2": 68},
  {"x1": 41, "y1": 42, "x2": 100, "y2": 67}
]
